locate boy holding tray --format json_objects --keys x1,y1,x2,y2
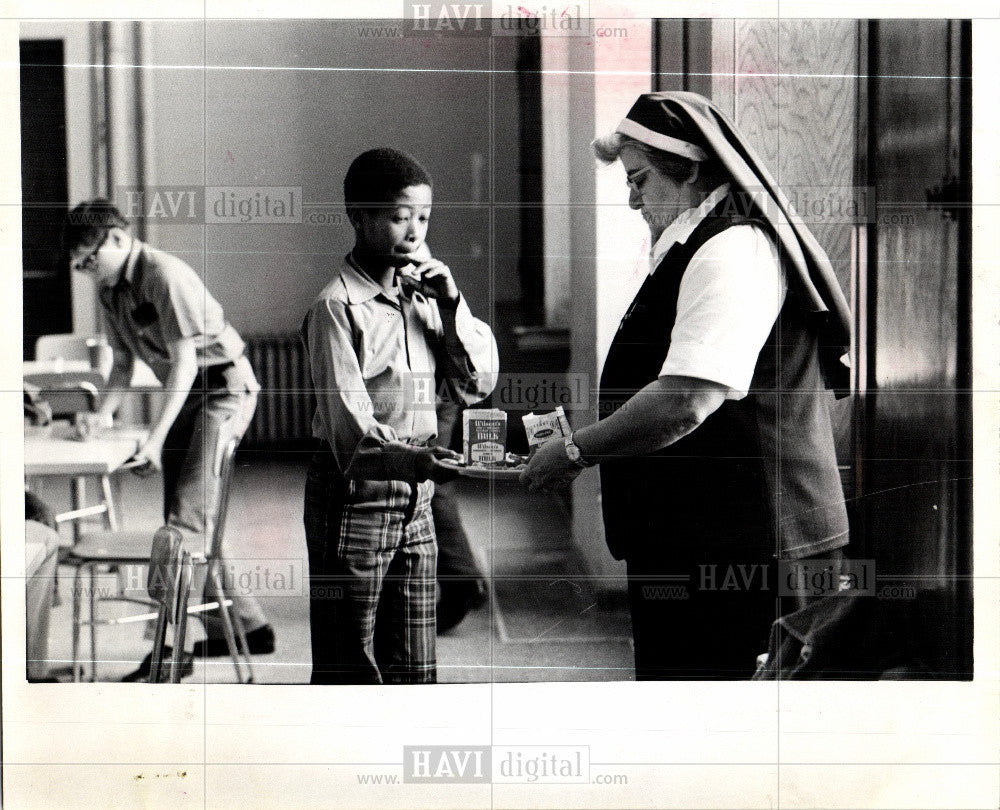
[{"x1": 302, "y1": 148, "x2": 498, "y2": 684}]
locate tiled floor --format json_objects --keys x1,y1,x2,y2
[{"x1": 33, "y1": 454, "x2": 634, "y2": 684}]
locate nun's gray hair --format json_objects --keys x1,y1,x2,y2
[{"x1": 593, "y1": 131, "x2": 725, "y2": 187}]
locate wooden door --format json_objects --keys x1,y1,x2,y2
[
  {"x1": 655, "y1": 18, "x2": 973, "y2": 676},
  {"x1": 862, "y1": 19, "x2": 972, "y2": 677}
]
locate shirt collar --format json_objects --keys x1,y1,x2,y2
[
  {"x1": 341, "y1": 252, "x2": 401, "y2": 305},
  {"x1": 649, "y1": 183, "x2": 731, "y2": 273},
  {"x1": 100, "y1": 239, "x2": 141, "y2": 308},
  {"x1": 116, "y1": 237, "x2": 142, "y2": 286}
]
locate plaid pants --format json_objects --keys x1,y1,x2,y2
[{"x1": 304, "y1": 446, "x2": 437, "y2": 684}]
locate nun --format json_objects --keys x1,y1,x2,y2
[{"x1": 521, "y1": 91, "x2": 853, "y2": 679}]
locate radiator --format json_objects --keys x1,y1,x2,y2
[{"x1": 243, "y1": 333, "x2": 316, "y2": 449}]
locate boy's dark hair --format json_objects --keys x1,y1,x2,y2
[
  {"x1": 344, "y1": 148, "x2": 432, "y2": 217},
  {"x1": 62, "y1": 198, "x2": 130, "y2": 251}
]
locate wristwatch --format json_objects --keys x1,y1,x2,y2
[{"x1": 564, "y1": 432, "x2": 594, "y2": 469}]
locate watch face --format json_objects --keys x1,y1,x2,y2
[{"x1": 564, "y1": 438, "x2": 582, "y2": 462}]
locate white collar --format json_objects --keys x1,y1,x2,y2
[
  {"x1": 342, "y1": 252, "x2": 402, "y2": 305},
  {"x1": 649, "y1": 183, "x2": 731, "y2": 273}
]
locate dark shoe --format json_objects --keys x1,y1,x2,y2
[
  {"x1": 437, "y1": 579, "x2": 488, "y2": 633},
  {"x1": 121, "y1": 649, "x2": 194, "y2": 682},
  {"x1": 190, "y1": 624, "x2": 276, "y2": 658}
]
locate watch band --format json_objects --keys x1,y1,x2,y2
[{"x1": 564, "y1": 432, "x2": 594, "y2": 468}]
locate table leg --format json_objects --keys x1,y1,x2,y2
[
  {"x1": 88, "y1": 567, "x2": 98, "y2": 682},
  {"x1": 100, "y1": 475, "x2": 119, "y2": 531},
  {"x1": 71, "y1": 568, "x2": 82, "y2": 682},
  {"x1": 71, "y1": 476, "x2": 86, "y2": 544}
]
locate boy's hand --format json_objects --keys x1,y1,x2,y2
[
  {"x1": 130, "y1": 437, "x2": 164, "y2": 477},
  {"x1": 408, "y1": 260, "x2": 460, "y2": 304},
  {"x1": 414, "y1": 445, "x2": 463, "y2": 484}
]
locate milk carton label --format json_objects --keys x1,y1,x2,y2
[
  {"x1": 463, "y1": 409, "x2": 508, "y2": 465},
  {"x1": 522, "y1": 406, "x2": 572, "y2": 449}
]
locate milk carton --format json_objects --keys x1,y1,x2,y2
[
  {"x1": 463, "y1": 409, "x2": 508, "y2": 466},
  {"x1": 521, "y1": 406, "x2": 572, "y2": 450}
]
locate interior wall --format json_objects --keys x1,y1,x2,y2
[
  {"x1": 210, "y1": 19, "x2": 521, "y2": 336},
  {"x1": 37, "y1": 19, "x2": 524, "y2": 339},
  {"x1": 540, "y1": 33, "x2": 572, "y2": 328},
  {"x1": 561, "y1": 19, "x2": 652, "y2": 589}
]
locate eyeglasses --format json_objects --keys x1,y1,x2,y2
[
  {"x1": 71, "y1": 234, "x2": 107, "y2": 272},
  {"x1": 625, "y1": 165, "x2": 653, "y2": 194}
]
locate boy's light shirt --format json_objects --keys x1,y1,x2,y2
[
  {"x1": 303, "y1": 253, "x2": 499, "y2": 481},
  {"x1": 98, "y1": 238, "x2": 249, "y2": 385}
]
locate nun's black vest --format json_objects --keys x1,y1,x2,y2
[{"x1": 598, "y1": 198, "x2": 848, "y2": 562}]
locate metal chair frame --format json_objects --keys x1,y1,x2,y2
[
  {"x1": 146, "y1": 526, "x2": 193, "y2": 684},
  {"x1": 65, "y1": 435, "x2": 254, "y2": 683}
]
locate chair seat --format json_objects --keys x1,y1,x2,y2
[
  {"x1": 67, "y1": 433, "x2": 253, "y2": 683},
  {"x1": 69, "y1": 530, "x2": 211, "y2": 563}
]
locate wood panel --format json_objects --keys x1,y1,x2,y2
[
  {"x1": 868, "y1": 20, "x2": 964, "y2": 576},
  {"x1": 863, "y1": 19, "x2": 971, "y2": 676},
  {"x1": 701, "y1": 17, "x2": 970, "y2": 677},
  {"x1": 709, "y1": 18, "x2": 735, "y2": 119},
  {"x1": 776, "y1": 19, "x2": 858, "y2": 297},
  {"x1": 735, "y1": 20, "x2": 779, "y2": 174},
  {"x1": 873, "y1": 21, "x2": 958, "y2": 394},
  {"x1": 774, "y1": 22, "x2": 861, "y2": 498},
  {"x1": 730, "y1": 20, "x2": 859, "y2": 482}
]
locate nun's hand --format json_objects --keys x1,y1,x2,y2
[{"x1": 520, "y1": 438, "x2": 582, "y2": 494}]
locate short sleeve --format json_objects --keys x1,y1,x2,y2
[
  {"x1": 659, "y1": 224, "x2": 786, "y2": 399},
  {"x1": 144, "y1": 259, "x2": 210, "y2": 343}
]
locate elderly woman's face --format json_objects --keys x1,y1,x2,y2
[{"x1": 620, "y1": 146, "x2": 692, "y2": 240}]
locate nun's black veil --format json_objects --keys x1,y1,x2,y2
[{"x1": 635, "y1": 91, "x2": 854, "y2": 394}]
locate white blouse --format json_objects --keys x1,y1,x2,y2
[{"x1": 651, "y1": 185, "x2": 787, "y2": 400}]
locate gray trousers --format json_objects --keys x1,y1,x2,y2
[{"x1": 162, "y1": 383, "x2": 267, "y2": 633}]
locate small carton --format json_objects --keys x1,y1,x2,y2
[
  {"x1": 463, "y1": 409, "x2": 508, "y2": 466},
  {"x1": 522, "y1": 406, "x2": 572, "y2": 450}
]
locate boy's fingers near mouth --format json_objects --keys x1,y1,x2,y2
[
  {"x1": 421, "y1": 266, "x2": 450, "y2": 279},
  {"x1": 388, "y1": 253, "x2": 418, "y2": 268}
]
